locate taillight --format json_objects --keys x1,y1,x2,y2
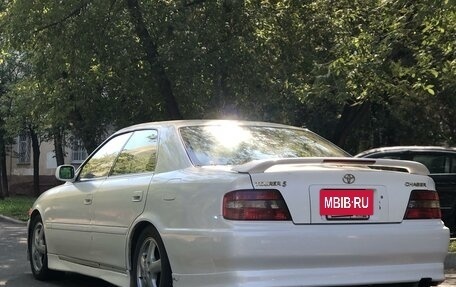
[
  {"x1": 404, "y1": 190, "x2": 441, "y2": 219},
  {"x1": 223, "y1": 189, "x2": 291, "y2": 221}
]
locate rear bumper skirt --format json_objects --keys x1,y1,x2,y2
[{"x1": 164, "y1": 220, "x2": 449, "y2": 287}]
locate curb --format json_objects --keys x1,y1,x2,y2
[{"x1": 0, "y1": 214, "x2": 27, "y2": 225}]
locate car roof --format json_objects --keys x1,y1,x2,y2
[
  {"x1": 355, "y1": 146, "x2": 456, "y2": 157},
  {"x1": 114, "y1": 119, "x2": 309, "y2": 134}
]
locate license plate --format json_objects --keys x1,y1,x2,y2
[{"x1": 320, "y1": 189, "x2": 374, "y2": 216}]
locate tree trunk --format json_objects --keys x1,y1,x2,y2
[
  {"x1": 0, "y1": 129, "x2": 7, "y2": 199},
  {"x1": 29, "y1": 128, "x2": 41, "y2": 197},
  {"x1": 213, "y1": 64, "x2": 231, "y2": 116},
  {"x1": 0, "y1": 158, "x2": 3, "y2": 199},
  {"x1": 69, "y1": 109, "x2": 102, "y2": 154},
  {"x1": 53, "y1": 129, "x2": 65, "y2": 166},
  {"x1": 0, "y1": 141, "x2": 8, "y2": 198},
  {"x1": 125, "y1": 0, "x2": 182, "y2": 120},
  {"x1": 332, "y1": 101, "x2": 371, "y2": 147}
]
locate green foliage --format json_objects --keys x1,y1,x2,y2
[
  {"x1": 0, "y1": 0, "x2": 455, "y2": 154},
  {"x1": 294, "y1": 0, "x2": 456, "y2": 151},
  {"x1": 450, "y1": 240, "x2": 456, "y2": 252}
]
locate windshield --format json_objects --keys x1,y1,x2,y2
[{"x1": 179, "y1": 124, "x2": 348, "y2": 166}]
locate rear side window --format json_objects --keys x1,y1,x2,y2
[
  {"x1": 110, "y1": 130, "x2": 158, "y2": 176},
  {"x1": 412, "y1": 153, "x2": 456, "y2": 173},
  {"x1": 412, "y1": 154, "x2": 448, "y2": 174},
  {"x1": 451, "y1": 156, "x2": 456, "y2": 173}
]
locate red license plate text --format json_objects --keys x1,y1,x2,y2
[{"x1": 320, "y1": 189, "x2": 374, "y2": 216}]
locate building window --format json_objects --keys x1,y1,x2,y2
[
  {"x1": 18, "y1": 133, "x2": 31, "y2": 164},
  {"x1": 72, "y1": 140, "x2": 88, "y2": 163}
]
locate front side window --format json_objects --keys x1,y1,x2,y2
[
  {"x1": 111, "y1": 130, "x2": 158, "y2": 176},
  {"x1": 79, "y1": 133, "x2": 131, "y2": 180},
  {"x1": 180, "y1": 125, "x2": 348, "y2": 166},
  {"x1": 369, "y1": 153, "x2": 403, "y2": 160}
]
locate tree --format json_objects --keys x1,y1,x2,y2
[
  {"x1": 4, "y1": 0, "x2": 183, "y2": 153},
  {"x1": 1, "y1": 0, "x2": 455, "y2": 162},
  {"x1": 125, "y1": 0, "x2": 182, "y2": 120},
  {"x1": 0, "y1": 50, "x2": 28, "y2": 198},
  {"x1": 304, "y1": 0, "x2": 455, "y2": 152}
]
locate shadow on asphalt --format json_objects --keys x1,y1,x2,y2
[
  {"x1": 4, "y1": 270, "x2": 454, "y2": 287},
  {"x1": 4, "y1": 272, "x2": 115, "y2": 287},
  {"x1": 3, "y1": 273, "x2": 424, "y2": 287}
]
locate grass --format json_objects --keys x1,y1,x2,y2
[
  {"x1": 0, "y1": 196, "x2": 36, "y2": 222},
  {"x1": 450, "y1": 240, "x2": 456, "y2": 253}
]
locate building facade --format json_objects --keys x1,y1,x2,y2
[{"x1": 7, "y1": 135, "x2": 88, "y2": 195}]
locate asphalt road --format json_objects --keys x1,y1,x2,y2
[
  {"x1": 1, "y1": 218, "x2": 455, "y2": 287},
  {"x1": 0, "y1": 219, "x2": 114, "y2": 287}
]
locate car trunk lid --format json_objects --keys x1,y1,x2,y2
[{"x1": 233, "y1": 158, "x2": 434, "y2": 224}]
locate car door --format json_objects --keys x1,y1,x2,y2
[
  {"x1": 88, "y1": 129, "x2": 158, "y2": 270},
  {"x1": 46, "y1": 132, "x2": 132, "y2": 262}
]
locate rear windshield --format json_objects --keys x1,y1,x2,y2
[{"x1": 179, "y1": 125, "x2": 348, "y2": 166}]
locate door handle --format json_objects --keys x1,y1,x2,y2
[
  {"x1": 84, "y1": 194, "x2": 93, "y2": 205},
  {"x1": 132, "y1": 191, "x2": 144, "y2": 202}
]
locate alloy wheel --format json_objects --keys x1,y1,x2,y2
[
  {"x1": 31, "y1": 222, "x2": 46, "y2": 273},
  {"x1": 136, "y1": 237, "x2": 162, "y2": 287}
]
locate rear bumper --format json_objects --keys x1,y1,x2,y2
[{"x1": 163, "y1": 220, "x2": 449, "y2": 287}]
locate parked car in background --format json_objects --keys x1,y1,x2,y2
[
  {"x1": 356, "y1": 146, "x2": 456, "y2": 236},
  {"x1": 28, "y1": 121, "x2": 448, "y2": 287}
]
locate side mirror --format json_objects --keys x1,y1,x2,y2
[{"x1": 55, "y1": 165, "x2": 76, "y2": 182}]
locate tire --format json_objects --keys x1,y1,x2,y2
[
  {"x1": 131, "y1": 226, "x2": 172, "y2": 287},
  {"x1": 28, "y1": 215, "x2": 54, "y2": 280}
]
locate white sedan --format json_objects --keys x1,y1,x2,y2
[{"x1": 28, "y1": 120, "x2": 449, "y2": 287}]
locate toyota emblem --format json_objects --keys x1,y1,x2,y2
[{"x1": 343, "y1": 174, "x2": 355, "y2": 184}]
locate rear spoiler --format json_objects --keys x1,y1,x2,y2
[{"x1": 232, "y1": 157, "x2": 430, "y2": 175}]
